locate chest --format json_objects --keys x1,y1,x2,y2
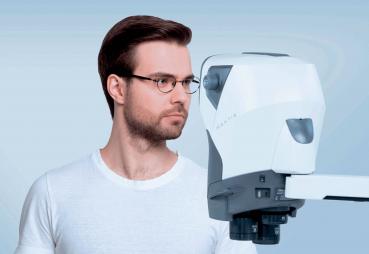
[{"x1": 53, "y1": 187, "x2": 215, "y2": 254}]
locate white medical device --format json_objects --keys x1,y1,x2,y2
[{"x1": 199, "y1": 52, "x2": 369, "y2": 244}]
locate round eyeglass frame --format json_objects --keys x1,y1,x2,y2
[{"x1": 119, "y1": 74, "x2": 200, "y2": 94}]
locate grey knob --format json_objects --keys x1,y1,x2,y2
[{"x1": 203, "y1": 74, "x2": 219, "y2": 90}]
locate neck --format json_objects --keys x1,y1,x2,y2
[{"x1": 100, "y1": 117, "x2": 178, "y2": 180}]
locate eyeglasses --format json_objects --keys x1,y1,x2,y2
[{"x1": 121, "y1": 74, "x2": 200, "y2": 94}]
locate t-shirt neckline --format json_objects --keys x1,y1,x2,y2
[{"x1": 92, "y1": 149, "x2": 184, "y2": 190}]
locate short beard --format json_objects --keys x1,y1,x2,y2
[{"x1": 123, "y1": 90, "x2": 186, "y2": 144}]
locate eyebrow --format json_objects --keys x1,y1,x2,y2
[{"x1": 148, "y1": 72, "x2": 195, "y2": 80}]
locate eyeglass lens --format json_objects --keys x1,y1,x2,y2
[{"x1": 156, "y1": 77, "x2": 199, "y2": 94}]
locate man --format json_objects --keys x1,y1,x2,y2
[{"x1": 15, "y1": 15, "x2": 257, "y2": 254}]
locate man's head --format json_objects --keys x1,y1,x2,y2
[{"x1": 98, "y1": 15, "x2": 194, "y2": 142}]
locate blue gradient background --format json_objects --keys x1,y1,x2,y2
[{"x1": 1, "y1": 1, "x2": 369, "y2": 253}]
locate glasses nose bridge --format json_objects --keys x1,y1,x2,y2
[
  {"x1": 171, "y1": 79, "x2": 186, "y2": 91},
  {"x1": 169, "y1": 80, "x2": 191, "y2": 96}
]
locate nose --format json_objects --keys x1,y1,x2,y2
[{"x1": 170, "y1": 82, "x2": 190, "y2": 104}]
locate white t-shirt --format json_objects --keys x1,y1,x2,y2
[{"x1": 15, "y1": 150, "x2": 257, "y2": 254}]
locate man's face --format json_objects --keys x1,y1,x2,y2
[{"x1": 123, "y1": 41, "x2": 192, "y2": 143}]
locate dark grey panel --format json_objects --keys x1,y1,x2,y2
[
  {"x1": 324, "y1": 196, "x2": 369, "y2": 202},
  {"x1": 286, "y1": 118, "x2": 314, "y2": 144},
  {"x1": 199, "y1": 54, "x2": 217, "y2": 105},
  {"x1": 207, "y1": 170, "x2": 305, "y2": 244},
  {"x1": 206, "y1": 130, "x2": 223, "y2": 185},
  {"x1": 203, "y1": 65, "x2": 233, "y2": 109},
  {"x1": 242, "y1": 52, "x2": 290, "y2": 57},
  {"x1": 206, "y1": 130, "x2": 231, "y2": 220}
]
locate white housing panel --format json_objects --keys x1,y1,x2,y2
[
  {"x1": 200, "y1": 54, "x2": 326, "y2": 179},
  {"x1": 286, "y1": 174, "x2": 369, "y2": 200}
]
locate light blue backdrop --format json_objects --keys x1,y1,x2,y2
[{"x1": 1, "y1": 1, "x2": 368, "y2": 253}]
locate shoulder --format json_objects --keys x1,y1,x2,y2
[
  {"x1": 25, "y1": 172, "x2": 49, "y2": 202},
  {"x1": 29, "y1": 151, "x2": 96, "y2": 200},
  {"x1": 175, "y1": 154, "x2": 209, "y2": 200},
  {"x1": 179, "y1": 154, "x2": 207, "y2": 181},
  {"x1": 43, "y1": 151, "x2": 95, "y2": 185},
  {"x1": 180, "y1": 154, "x2": 207, "y2": 175}
]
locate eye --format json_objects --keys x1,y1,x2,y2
[
  {"x1": 156, "y1": 78, "x2": 169, "y2": 85},
  {"x1": 182, "y1": 79, "x2": 192, "y2": 86}
]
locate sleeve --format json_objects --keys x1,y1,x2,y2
[
  {"x1": 214, "y1": 220, "x2": 257, "y2": 254},
  {"x1": 14, "y1": 173, "x2": 55, "y2": 254}
]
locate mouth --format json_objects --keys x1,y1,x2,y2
[
  {"x1": 166, "y1": 114, "x2": 185, "y2": 118},
  {"x1": 165, "y1": 115, "x2": 185, "y2": 122}
]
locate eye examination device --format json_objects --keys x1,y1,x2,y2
[{"x1": 199, "y1": 52, "x2": 369, "y2": 245}]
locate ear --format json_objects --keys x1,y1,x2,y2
[{"x1": 106, "y1": 74, "x2": 127, "y2": 105}]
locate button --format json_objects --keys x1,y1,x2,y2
[
  {"x1": 259, "y1": 175, "x2": 266, "y2": 183},
  {"x1": 255, "y1": 188, "x2": 270, "y2": 199}
]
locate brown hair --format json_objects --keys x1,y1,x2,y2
[{"x1": 98, "y1": 15, "x2": 192, "y2": 119}]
